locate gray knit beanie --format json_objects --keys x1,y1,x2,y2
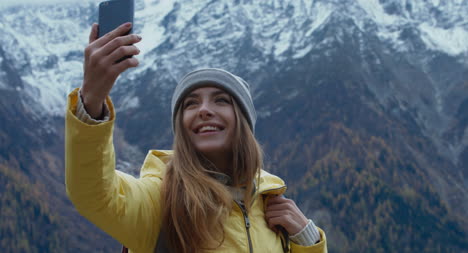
[{"x1": 171, "y1": 68, "x2": 256, "y2": 133}]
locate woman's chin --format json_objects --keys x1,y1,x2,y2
[{"x1": 196, "y1": 145, "x2": 231, "y2": 160}]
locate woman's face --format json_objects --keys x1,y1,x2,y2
[{"x1": 182, "y1": 86, "x2": 236, "y2": 160}]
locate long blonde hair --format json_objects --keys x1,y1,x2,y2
[{"x1": 161, "y1": 97, "x2": 263, "y2": 253}]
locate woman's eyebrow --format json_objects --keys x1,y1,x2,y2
[
  {"x1": 186, "y1": 93, "x2": 199, "y2": 99},
  {"x1": 211, "y1": 90, "x2": 228, "y2": 96}
]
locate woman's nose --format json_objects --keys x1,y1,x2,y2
[{"x1": 198, "y1": 102, "x2": 214, "y2": 119}]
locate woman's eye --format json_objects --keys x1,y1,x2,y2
[
  {"x1": 184, "y1": 100, "x2": 197, "y2": 108},
  {"x1": 216, "y1": 97, "x2": 230, "y2": 104}
]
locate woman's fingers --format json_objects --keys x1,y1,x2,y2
[
  {"x1": 100, "y1": 34, "x2": 142, "y2": 57},
  {"x1": 85, "y1": 34, "x2": 141, "y2": 78},
  {"x1": 85, "y1": 23, "x2": 138, "y2": 59},
  {"x1": 265, "y1": 210, "x2": 289, "y2": 219},
  {"x1": 266, "y1": 202, "x2": 290, "y2": 212},
  {"x1": 88, "y1": 23, "x2": 99, "y2": 44},
  {"x1": 93, "y1": 22, "x2": 133, "y2": 48},
  {"x1": 266, "y1": 216, "x2": 287, "y2": 230},
  {"x1": 266, "y1": 195, "x2": 287, "y2": 204},
  {"x1": 266, "y1": 195, "x2": 293, "y2": 209},
  {"x1": 105, "y1": 45, "x2": 140, "y2": 64},
  {"x1": 265, "y1": 195, "x2": 309, "y2": 235},
  {"x1": 102, "y1": 45, "x2": 140, "y2": 75},
  {"x1": 89, "y1": 34, "x2": 141, "y2": 65},
  {"x1": 113, "y1": 57, "x2": 139, "y2": 75}
]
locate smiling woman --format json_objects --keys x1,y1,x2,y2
[{"x1": 65, "y1": 22, "x2": 327, "y2": 253}]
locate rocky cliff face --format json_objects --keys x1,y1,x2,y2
[{"x1": 1, "y1": 0, "x2": 467, "y2": 252}]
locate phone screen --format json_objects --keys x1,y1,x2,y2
[{"x1": 98, "y1": 0, "x2": 134, "y2": 38}]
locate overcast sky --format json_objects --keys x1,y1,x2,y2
[{"x1": 0, "y1": 0, "x2": 96, "y2": 8}]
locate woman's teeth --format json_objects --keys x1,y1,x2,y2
[{"x1": 199, "y1": 126, "x2": 220, "y2": 133}]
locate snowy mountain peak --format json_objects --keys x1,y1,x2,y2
[
  {"x1": 355, "y1": 0, "x2": 468, "y2": 55},
  {"x1": 0, "y1": 0, "x2": 466, "y2": 118}
]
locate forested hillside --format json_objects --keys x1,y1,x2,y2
[{"x1": 0, "y1": 165, "x2": 66, "y2": 252}]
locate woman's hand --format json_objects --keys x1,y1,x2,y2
[
  {"x1": 265, "y1": 195, "x2": 309, "y2": 235},
  {"x1": 80, "y1": 23, "x2": 142, "y2": 118}
]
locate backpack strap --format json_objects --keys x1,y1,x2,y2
[
  {"x1": 278, "y1": 226, "x2": 291, "y2": 253},
  {"x1": 120, "y1": 229, "x2": 167, "y2": 253},
  {"x1": 154, "y1": 228, "x2": 169, "y2": 252}
]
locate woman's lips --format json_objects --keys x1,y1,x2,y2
[{"x1": 194, "y1": 124, "x2": 225, "y2": 134}]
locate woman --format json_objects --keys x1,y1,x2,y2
[{"x1": 66, "y1": 23, "x2": 327, "y2": 253}]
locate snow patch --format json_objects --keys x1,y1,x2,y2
[
  {"x1": 143, "y1": 0, "x2": 158, "y2": 7},
  {"x1": 175, "y1": 0, "x2": 212, "y2": 31},
  {"x1": 429, "y1": 0, "x2": 441, "y2": 7},
  {"x1": 22, "y1": 72, "x2": 68, "y2": 116},
  {"x1": 305, "y1": 3, "x2": 333, "y2": 37},
  {"x1": 419, "y1": 23, "x2": 468, "y2": 56},
  {"x1": 274, "y1": 28, "x2": 292, "y2": 56},
  {"x1": 377, "y1": 30, "x2": 400, "y2": 44},
  {"x1": 292, "y1": 44, "x2": 313, "y2": 59},
  {"x1": 356, "y1": 0, "x2": 399, "y2": 26},
  {"x1": 285, "y1": 89, "x2": 299, "y2": 100},
  {"x1": 257, "y1": 110, "x2": 272, "y2": 118},
  {"x1": 134, "y1": 0, "x2": 173, "y2": 56},
  {"x1": 138, "y1": 25, "x2": 165, "y2": 56},
  {"x1": 118, "y1": 96, "x2": 140, "y2": 111}
]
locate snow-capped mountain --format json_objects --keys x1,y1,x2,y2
[
  {"x1": 1, "y1": 0, "x2": 467, "y2": 252},
  {"x1": 1, "y1": 0, "x2": 467, "y2": 114}
]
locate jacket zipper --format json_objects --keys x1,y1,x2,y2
[{"x1": 235, "y1": 200, "x2": 253, "y2": 253}]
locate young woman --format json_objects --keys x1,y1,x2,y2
[{"x1": 66, "y1": 23, "x2": 327, "y2": 253}]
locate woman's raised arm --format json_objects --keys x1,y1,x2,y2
[{"x1": 64, "y1": 25, "x2": 162, "y2": 252}]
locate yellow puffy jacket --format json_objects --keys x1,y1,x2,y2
[{"x1": 65, "y1": 88, "x2": 327, "y2": 253}]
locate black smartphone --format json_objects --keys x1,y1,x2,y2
[{"x1": 98, "y1": 0, "x2": 134, "y2": 38}]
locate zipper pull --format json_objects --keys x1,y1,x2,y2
[
  {"x1": 238, "y1": 201, "x2": 251, "y2": 228},
  {"x1": 244, "y1": 214, "x2": 251, "y2": 228}
]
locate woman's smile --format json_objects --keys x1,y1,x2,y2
[{"x1": 194, "y1": 123, "x2": 225, "y2": 134}]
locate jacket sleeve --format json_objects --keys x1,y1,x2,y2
[
  {"x1": 65, "y1": 88, "x2": 162, "y2": 253},
  {"x1": 290, "y1": 227, "x2": 327, "y2": 253}
]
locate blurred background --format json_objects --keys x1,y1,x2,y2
[{"x1": 0, "y1": 0, "x2": 467, "y2": 252}]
